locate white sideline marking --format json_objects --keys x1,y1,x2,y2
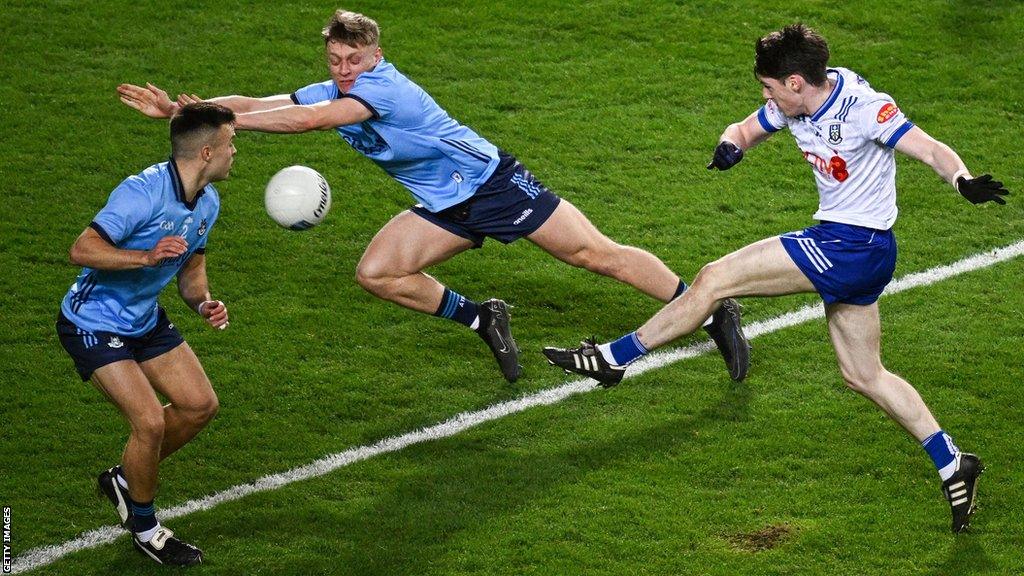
[{"x1": 13, "y1": 240, "x2": 1024, "y2": 573}]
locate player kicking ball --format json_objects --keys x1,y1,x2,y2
[
  {"x1": 544, "y1": 24, "x2": 1007, "y2": 533},
  {"x1": 57, "y1": 103, "x2": 237, "y2": 565},
  {"x1": 115, "y1": 9, "x2": 750, "y2": 384}
]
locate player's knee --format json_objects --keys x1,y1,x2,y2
[
  {"x1": 840, "y1": 368, "x2": 881, "y2": 395},
  {"x1": 355, "y1": 260, "x2": 389, "y2": 295},
  {"x1": 187, "y1": 392, "x2": 219, "y2": 426},
  {"x1": 566, "y1": 244, "x2": 620, "y2": 277},
  {"x1": 693, "y1": 260, "x2": 728, "y2": 296},
  {"x1": 131, "y1": 410, "x2": 165, "y2": 445}
]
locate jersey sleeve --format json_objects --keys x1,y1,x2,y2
[
  {"x1": 756, "y1": 99, "x2": 788, "y2": 133},
  {"x1": 345, "y1": 73, "x2": 396, "y2": 120},
  {"x1": 291, "y1": 80, "x2": 339, "y2": 106},
  {"x1": 91, "y1": 177, "x2": 154, "y2": 245},
  {"x1": 860, "y1": 96, "x2": 914, "y2": 148}
]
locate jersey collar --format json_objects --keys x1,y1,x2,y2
[
  {"x1": 168, "y1": 157, "x2": 205, "y2": 211},
  {"x1": 809, "y1": 69, "x2": 844, "y2": 122}
]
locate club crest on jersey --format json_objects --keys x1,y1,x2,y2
[
  {"x1": 451, "y1": 171, "x2": 464, "y2": 183},
  {"x1": 197, "y1": 218, "x2": 207, "y2": 237},
  {"x1": 827, "y1": 124, "x2": 843, "y2": 145},
  {"x1": 877, "y1": 103, "x2": 899, "y2": 123}
]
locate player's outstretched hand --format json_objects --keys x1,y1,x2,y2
[
  {"x1": 176, "y1": 93, "x2": 204, "y2": 107},
  {"x1": 117, "y1": 82, "x2": 179, "y2": 119},
  {"x1": 707, "y1": 141, "x2": 744, "y2": 171},
  {"x1": 198, "y1": 300, "x2": 229, "y2": 330},
  {"x1": 957, "y1": 174, "x2": 1009, "y2": 205},
  {"x1": 144, "y1": 236, "x2": 188, "y2": 266}
]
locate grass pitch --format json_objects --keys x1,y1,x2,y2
[{"x1": 1, "y1": 1, "x2": 1022, "y2": 574}]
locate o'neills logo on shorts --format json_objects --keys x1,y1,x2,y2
[
  {"x1": 877, "y1": 103, "x2": 899, "y2": 123},
  {"x1": 513, "y1": 209, "x2": 533, "y2": 225}
]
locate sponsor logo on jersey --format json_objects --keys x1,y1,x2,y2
[
  {"x1": 876, "y1": 103, "x2": 899, "y2": 123},
  {"x1": 802, "y1": 151, "x2": 849, "y2": 183},
  {"x1": 828, "y1": 124, "x2": 843, "y2": 145},
  {"x1": 107, "y1": 336, "x2": 124, "y2": 349}
]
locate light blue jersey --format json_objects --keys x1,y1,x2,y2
[
  {"x1": 61, "y1": 160, "x2": 220, "y2": 337},
  {"x1": 292, "y1": 59, "x2": 500, "y2": 213}
]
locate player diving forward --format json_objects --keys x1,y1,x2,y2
[
  {"x1": 116, "y1": 9, "x2": 750, "y2": 384},
  {"x1": 543, "y1": 24, "x2": 1008, "y2": 533}
]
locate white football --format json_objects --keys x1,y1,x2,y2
[{"x1": 264, "y1": 166, "x2": 332, "y2": 230}]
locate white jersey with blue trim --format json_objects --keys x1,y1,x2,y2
[
  {"x1": 292, "y1": 59, "x2": 501, "y2": 213},
  {"x1": 756, "y1": 67, "x2": 914, "y2": 230},
  {"x1": 61, "y1": 160, "x2": 220, "y2": 337}
]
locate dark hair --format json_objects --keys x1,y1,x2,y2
[
  {"x1": 321, "y1": 10, "x2": 379, "y2": 47},
  {"x1": 170, "y1": 102, "x2": 235, "y2": 158},
  {"x1": 754, "y1": 24, "x2": 829, "y2": 86}
]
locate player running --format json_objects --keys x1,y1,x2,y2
[
  {"x1": 115, "y1": 9, "x2": 749, "y2": 384},
  {"x1": 57, "y1": 103, "x2": 236, "y2": 566},
  {"x1": 543, "y1": 24, "x2": 1007, "y2": 533}
]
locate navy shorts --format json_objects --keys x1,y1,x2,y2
[
  {"x1": 780, "y1": 221, "x2": 897, "y2": 305},
  {"x1": 411, "y1": 151, "x2": 562, "y2": 246},
  {"x1": 56, "y1": 307, "x2": 185, "y2": 381}
]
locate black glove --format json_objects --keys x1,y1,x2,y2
[
  {"x1": 706, "y1": 141, "x2": 744, "y2": 171},
  {"x1": 957, "y1": 174, "x2": 1009, "y2": 205}
]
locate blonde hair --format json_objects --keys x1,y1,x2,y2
[{"x1": 322, "y1": 10, "x2": 379, "y2": 47}]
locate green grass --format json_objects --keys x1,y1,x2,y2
[{"x1": 2, "y1": 0, "x2": 1023, "y2": 574}]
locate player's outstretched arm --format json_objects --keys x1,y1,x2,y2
[
  {"x1": 177, "y1": 92, "x2": 296, "y2": 114},
  {"x1": 177, "y1": 253, "x2": 229, "y2": 330},
  {"x1": 233, "y1": 97, "x2": 373, "y2": 134},
  {"x1": 69, "y1": 228, "x2": 188, "y2": 270},
  {"x1": 895, "y1": 126, "x2": 1010, "y2": 205},
  {"x1": 118, "y1": 82, "x2": 180, "y2": 119},
  {"x1": 707, "y1": 111, "x2": 772, "y2": 170}
]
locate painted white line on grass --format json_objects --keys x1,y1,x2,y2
[{"x1": 13, "y1": 239, "x2": 1024, "y2": 574}]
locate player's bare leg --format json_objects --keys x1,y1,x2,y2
[
  {"x1": 825, "y1": 302, "x2": 941, "y2": 440},
  {"x1": 544, "y1": 236, "x2": 810, "y2": 385},
  {"x1": 90, "y1": 361, "x2": 165, "y2": 504},
  {"x1": 527, "y1": 200, "x2": 679, "y2": 302},
  {"x1": 139, "y1": 342, "x2": 218, "y2": 460},
  {"x1": 637, "y1": 237, "x2": 813, "y2": 349},
  {"x1": 825, "y1": 301, "x2": 983, "y2": 532},
  {"x1": 356, "y1": 210, "x2": 519, "y2": 381},
  {"x1": 356, "y1": 210, "x2": 475, "y2": 312}
]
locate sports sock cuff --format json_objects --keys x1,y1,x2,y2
[
  {"x1": 607, "y1": 332, "x2": 648, "y2": 365},
  {"x1": 673, "y1": 280, "x2": 688, "y2": 300},
  {"x1": 922, "y1": 430, "x2": 960, "y2": 477}
]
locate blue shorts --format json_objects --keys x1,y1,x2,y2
[
  {"x1": 411, "y1": 151, "x2": 561, "y2": 247},
  {"x1": 780, "y1": 222, "x2": 897, "y2": 305},
  {"x1": 56, "y1": 307, "x2": 185, "y2": 381}
]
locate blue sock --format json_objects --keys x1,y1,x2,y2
[
  {"x1": 130, "y1": 497, "x2": 158, "y2": 534},
  {"x1": 672, "y1": 279, "x2": 688, "y2": 300},
  {"x1": 434, "y1": 288, "x2": 480, "y2": 329},
  {"x1": 601, "y1": 331, "x2": 648, "y2": 366},
  {"x1": 922, "y1": 430, "x2": 960, "y2": 481}
]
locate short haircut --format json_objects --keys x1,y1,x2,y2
[
  {"x1": 170, "y1": 102, "x2": 235, "y2": 159},
  {"x1": 754, "y1": 24, "x2": 830, "y2": 86},
  {"x1": 321, "y1": 9, "x2": 379, "y2": 47}
]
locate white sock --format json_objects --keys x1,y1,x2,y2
[
  {"x1": 596, "y1": 343, "x2": 617, "y2": 364},
  {"x1": 938, "y1": 452, "x2": 961, "y2": 482},
  {"x1": 136, "y1": 523, "x2": 162, "y2": 543}
]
